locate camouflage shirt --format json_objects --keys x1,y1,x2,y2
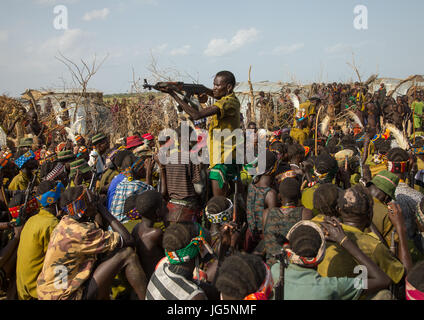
[
  {"x1": 36, "y1": 216, "x2": 122, "y2": 300},
  {"x1": 264, "y1": 206, "x2": 303, "y2": 266}
]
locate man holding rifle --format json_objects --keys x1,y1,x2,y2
[{"x1": 161, "y1": 71, "x2": 241, "y2": 198}]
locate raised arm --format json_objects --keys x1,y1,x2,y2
[{"x1": 321, "y1": 217, "x2": 392, "y2": 293}]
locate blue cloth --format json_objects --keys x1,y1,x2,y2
[
  {"x1": 110, "y1": 178, "x2": 154, "y2": 223},
  {"x1": 107, "y1": 174, "x2": 125, "y2": 211}
]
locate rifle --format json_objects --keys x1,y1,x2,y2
[
  {"x1": 274, "y1": 249, "x2": 288, "y2": 300},
  {"x1": 143, "y1": 79, "x2": 211, "y2": 112},
  {"x1": 16, "y1": 171, "x2": 38, "y2": 226}
]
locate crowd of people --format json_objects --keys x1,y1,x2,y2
[{"x1": 1, "y1": 70, "x2": 424, "y2": 301}]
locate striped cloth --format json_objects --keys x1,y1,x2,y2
[{"x1": 146, "y1": 258, "x2": 205, "y2": 300}]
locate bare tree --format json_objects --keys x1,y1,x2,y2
[{"x1": 55, "y1": 51, "x2": 109, "y2": 135}]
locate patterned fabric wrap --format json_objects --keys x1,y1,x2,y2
[
  {"x1": 0, "y1": 150, "x2": 12, "y2": 170},
  {"x1": 14, "y1": 150, "x2": 35, "y2": 169},
  {"x1": 244, "y1": 262, "x2": 274, "y2": 300},
  {"x1": 36, "y1": 182, "x2": 64, "y2": 207},
  {"x1": 387, "y1": 161, "x2": 407, "y2": 174},
  {"x1": 131, "y1": 157, "x2": 145, "y2": 173},
  {"x1": 283, "y1": 220, "x2": 326, "y2": 268},
  {"x1": 246, "y1": 184, "x2": 271, "y2": 236},
  {"x1": 205, "y1": 198, "x2": 233, "y2": 224},
  {"x1": 121, "y1": 167, "x2": 134, "y2": 182},
  {"x1": 105, "y1": 146, "x2": 125, "y2": 168},
  {"x1": 165, "y1": 223, "x2": 206, "y2": 265},
  {"x1": 405, "y1": 279, "x2": 424, "y2": 300},
  {"x1": 412, "y1": 147, "x2": 424, "y2": 155},
  {"x1": 46, "y1": 163, "x2": 65, "y2": 181},
  {"x1": 8, "y1": 197, "x2": 39, "y2": 219},
  {"x1": 62, "y1": 189, "x2": 90, "y2": 220},
  {"x1": 126, "y1": 208, "x2": 141, "y2": 220},
  {"x1": 264, "y1": 206, "x2": 303, "y2": 266}
]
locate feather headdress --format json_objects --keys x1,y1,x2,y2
[{"x1": 385, "y1": 123, "x2": 410, "y2": 150}]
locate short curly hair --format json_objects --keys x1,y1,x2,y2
[{"x1": 215, "y1": 253, "x2": 266, "y2": 299}]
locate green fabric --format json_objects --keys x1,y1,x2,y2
[
  {"x1": 271, "y1": 263, "x2": 363, "y2": 300},
  {"x1": 57, "y1": 150, "x2": 75, "y2": 161},
  {"x1": 69, "y1": 159, "x2": 91, "y2": 178},
  {"x1": 19, "y1": 137, "x2": 33, "y2": 147},
  {"x1": 371, "y1": 170, "x2": 399, "y2": 200},
  {"x1": 412, "y1": 101, "x2": 424, "y2": 129},
  {"x1": 209, "y1": 163, "x2": 239, "y2": 189}
]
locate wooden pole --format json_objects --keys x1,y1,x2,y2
[
  {"x1": 248, "y1": 66, "x2": 255, "y2": 123},
  {"x1": 315, "y1": 106, "x2": 324, "y2": 156},
  {"x1": 413, "y1": 79, "x2": 417, "y2": 144}
]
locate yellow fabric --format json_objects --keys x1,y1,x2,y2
[
  {"x1": 312, "y1": 215, "x2": 405, "y2": 284},
  {"x1": 366, "y1": 197, "x2": 398, "y2": 246},
  {"x1": 356, "y1": 92, "x2": 365, "y2": 111},
  {"x1": 290, "y1": 127, "x2": 309, "y2": 145},
  {"x1": 365, "y1": 155, "x2": 387, "y2": 177},
  {"x1": 301, "y1": 184, "x2": 319, "y2": 215},
  {"x1": 16, "y1": 209, "x2": 59, "y2": 300},
  {"x1": 208, "y1": 92, "x2": 241, "y2": 168},
  {"x1": 8, "y1": 171, "x2": 30, "y2": 191}
]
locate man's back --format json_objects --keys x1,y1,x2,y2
[{"x1": 16, "y1": 209, "x2": 58, "y2": 300}]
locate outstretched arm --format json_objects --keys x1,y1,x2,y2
[{"x1": 167, "y1": 90, "x2": 220, "y2": 121}]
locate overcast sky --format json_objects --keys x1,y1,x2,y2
[{"x1": 0, "y1": 0, "x2": 423, "y2": 97}]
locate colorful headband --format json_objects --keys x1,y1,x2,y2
[
  {"x1": 244, "y1": 263, "x2": 274, "y2": 300},
  {"x1": 205, "y1": 199, "x2": 233, "y2": 224},
  {"x1": 406, "y1": 279, "x2": 424, "y2": 300},
  {"x1": 62, "y1": 188, "x2": 91, "y2": 220},
  {"x1": 165, "y1": 223, "x2": 207, "y2": 265},
  {"x1": 279, "y1": 170, "x2": 297, "y2": 182},
  {"x1": 15, "y1": 150, "x2": 35, "y2": 169},
  {"x1": 39, "y1": 150, "x2": 57, "y2": 165},
  {"x1": 127, "y1": 208, "x2": 142, "y2": 220},
  {"x1": 0, "y1": 151, "x2": 12, "y2": 170},
  {"x1": 9, "y1": 197, "x2": 39, "y2": 219},
  {"x1": 121, "y1": 167, "x2": 134, "y2": 182},
  {"x1": 284, "y1": 220, "x2": 326, "y2": 268},
  {"x1": 387, "y1": 161, "x2": 408, "y2": 174},
  {"x1": 36, "y1": 182, "x2": 64, "y2": 207}
]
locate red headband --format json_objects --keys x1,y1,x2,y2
[{"x1": 387, "y1": 161, "x2": 407, "y2": 174}]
